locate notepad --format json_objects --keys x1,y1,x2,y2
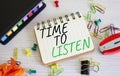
[{"x1": 34, "y1": 12, "x2": 94, "y2": 65}]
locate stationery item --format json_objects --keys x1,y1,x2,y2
[
  {"x1": 34, "y1": 12, "x2": 94, "y2": 65},
  {"x1": 0, "y1": 0, "x2": 46, "y2": 44},
  {"x1": 99, "y1": 33, "x2": 120, "y2": 55},
  {"x1": 0, "y1": 58, "x2": 24, "y2": 76},
  {"x1": 81, "y1": 60, "x2": 90, "y2": 75},
  {"x1": 54, "y1": 0, "x2": 59, "y2": 7}
]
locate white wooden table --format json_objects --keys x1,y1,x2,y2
[{"x1": 0, "y1": 0, "x2": 120, "y2": 76}]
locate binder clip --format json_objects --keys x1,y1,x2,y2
[
  {"x1": 99, "y1": 32, "x2": 120, "y2": 55},
  {"x1": 80, "y1": 58, "x2": 100, "y2": 75},
  {"x1": 81, "y1": 60, "x2": 90, "y2": 75}
]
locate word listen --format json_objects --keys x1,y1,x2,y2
[{"x1": 52, "y1": 37, "x2": 91, "y2": 58}]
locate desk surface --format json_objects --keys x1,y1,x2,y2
[{"x1": 0, "y1": 0, "x2": 120, "y2": 76}]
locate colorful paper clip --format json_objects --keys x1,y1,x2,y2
[
  {"x1": 7, "y1": 60, "x2": 21, "y2": 65},
  {"x1": 94, "y1": 26, "x2": 99, "y2": 36},
  {"x1": 84, "y1": 11, "x2": 92, "y2": 21},
  {"x1": 110, "y1": 24, "x2": 115, "y2": 35},
  {"x1": 49, "y1": 63, "x2": 64, "y2": 76},
  {"x1": 87, "y1": 21, "x2": 93, "y2": 31},
  {"x1": 99, "y1": 32, "x2": 120, "y2": 55},
  {"x1": 90, "y1": 32, "x2": 103, "y2": 39},
  {"x1": 99, "y1": 25, "x2": 110, "y2": 33},
  {"x1": 90, "y1": 3, "x2": 96, "y2": 14},
  {"x1": 95, "y1": 3, "x2": 106, "y2": 14},
  {"x1": 13, "y1": 48, "x2": 18, "y2": 60},
  {"x1": 104, "y1": 29, "x2": 110, "y2": 38}
]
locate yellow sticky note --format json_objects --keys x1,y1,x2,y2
[
  {"x1": 7, "y1": 30, "x2": 12, "y2": 36},
  {"x1": 12, "y1": 26, "x2": 18, "y2": 32}
]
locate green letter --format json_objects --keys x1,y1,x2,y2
[
  {"x1": 69, "y1": 41, "x2": 75, "y2": 53},
  {"x1": 52, "y1": 47, "x2": 59, "y2": 58},
  {"x1": 57, "y1": 45, "x2": 63, "y2": 56},
  {"x1": 63, "y1": 43, "x2": 69, "y2": 55},
  {"x1": 83, "y1": 37, "x2": 91, "y2": 50},
  {"x1": 76, "y1": 40, "x2": 81, "y2": 51}
]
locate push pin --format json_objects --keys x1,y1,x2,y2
[
  {"x1": 31, "y1": 43, "x2": 37, "y2": 51},
  {"x1": 54, "y1": 0, "x2": 59, "y2": 7},
  {"x1": 29, "y1": 69, "x2": 36, "y2": 75},
  {"x1": 25, "y1": 48, "x2": 32, "y2": 56},
  {"x1": 51, "y1": 63, "x2": 59, "y2": 69},
  {"x1": 94, "y1": 19, "x2": 101, "y2": 26}
]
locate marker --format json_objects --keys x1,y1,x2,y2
[{"x1": 99, "y1": 33, "x2": 120, "y2": 55}]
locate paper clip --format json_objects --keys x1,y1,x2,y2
[
  {"x1": 91, "y1": 65, "x2": 99, "y2": 72},
  {"x1": 94, "y1": 26, "x2": 99, "y2": 36},
  {"x1": 90, "y1": 3, "x2": 96, "y2": 14},
  {"x1": 104, "y1": 29, "x2": 110, "y2": 38},
  {"x1": 7, "y1": 60, "x2": 21, "y2": 65},
  {"x1": 110, "y1": 24, "x2": 115, "y2": 35},
  {"x1": 90, "y1": 32, "x2": 103, "y2": 39},
  {"x1": 87, "y1": 21, "x2": 93, "y2": 31},
  {"x1": 95, "y1": 3, "x2": 106, "y2": 10},
  {"x1": 13, "y1": 48, "x2": 18, "y2": 60},
  {"x1": 113, "y1": 27, "x2": 120, "y2": 31},
  {"x1": 84, "y1": 11, "x2": 92, "y2": 21},
  {"x1": 99, "y1": 25, "x2": 110, "y2": 33},
  {"x1": 54, "y1": 68, "x2": 64, "y2": 76},
  {"x1": 95, "y1": 4, "x2": 105, "y2": 14}
]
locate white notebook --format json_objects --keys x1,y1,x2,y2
[{"x1": 34, "y1": 12, "x2": 94, "y2": 65}]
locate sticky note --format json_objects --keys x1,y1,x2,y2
[
  {"x1": 38, "y1": 2, "x2": 43, "y2": 8},
  {"x1": 23, "y1": 16, "x2": 28, "y2": 22},
  {"x1": 12, "y1": 26, "x2": 18, "y2": 32},
  {"x1": 17, "y1": 20, "x2": 23, "y2": 27},
  {"x1": 1, "y1": 35, "x2": 7, "y2": 42},
  {"x1": 28, "y1": 12, "x2": 33, "y2": 17},
  {"x1": 7, "y1": 30, "x2": 12, "y2": 36},
  {"x1": 33, "y1": 7, "x2": 38, "y2": 13}
]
